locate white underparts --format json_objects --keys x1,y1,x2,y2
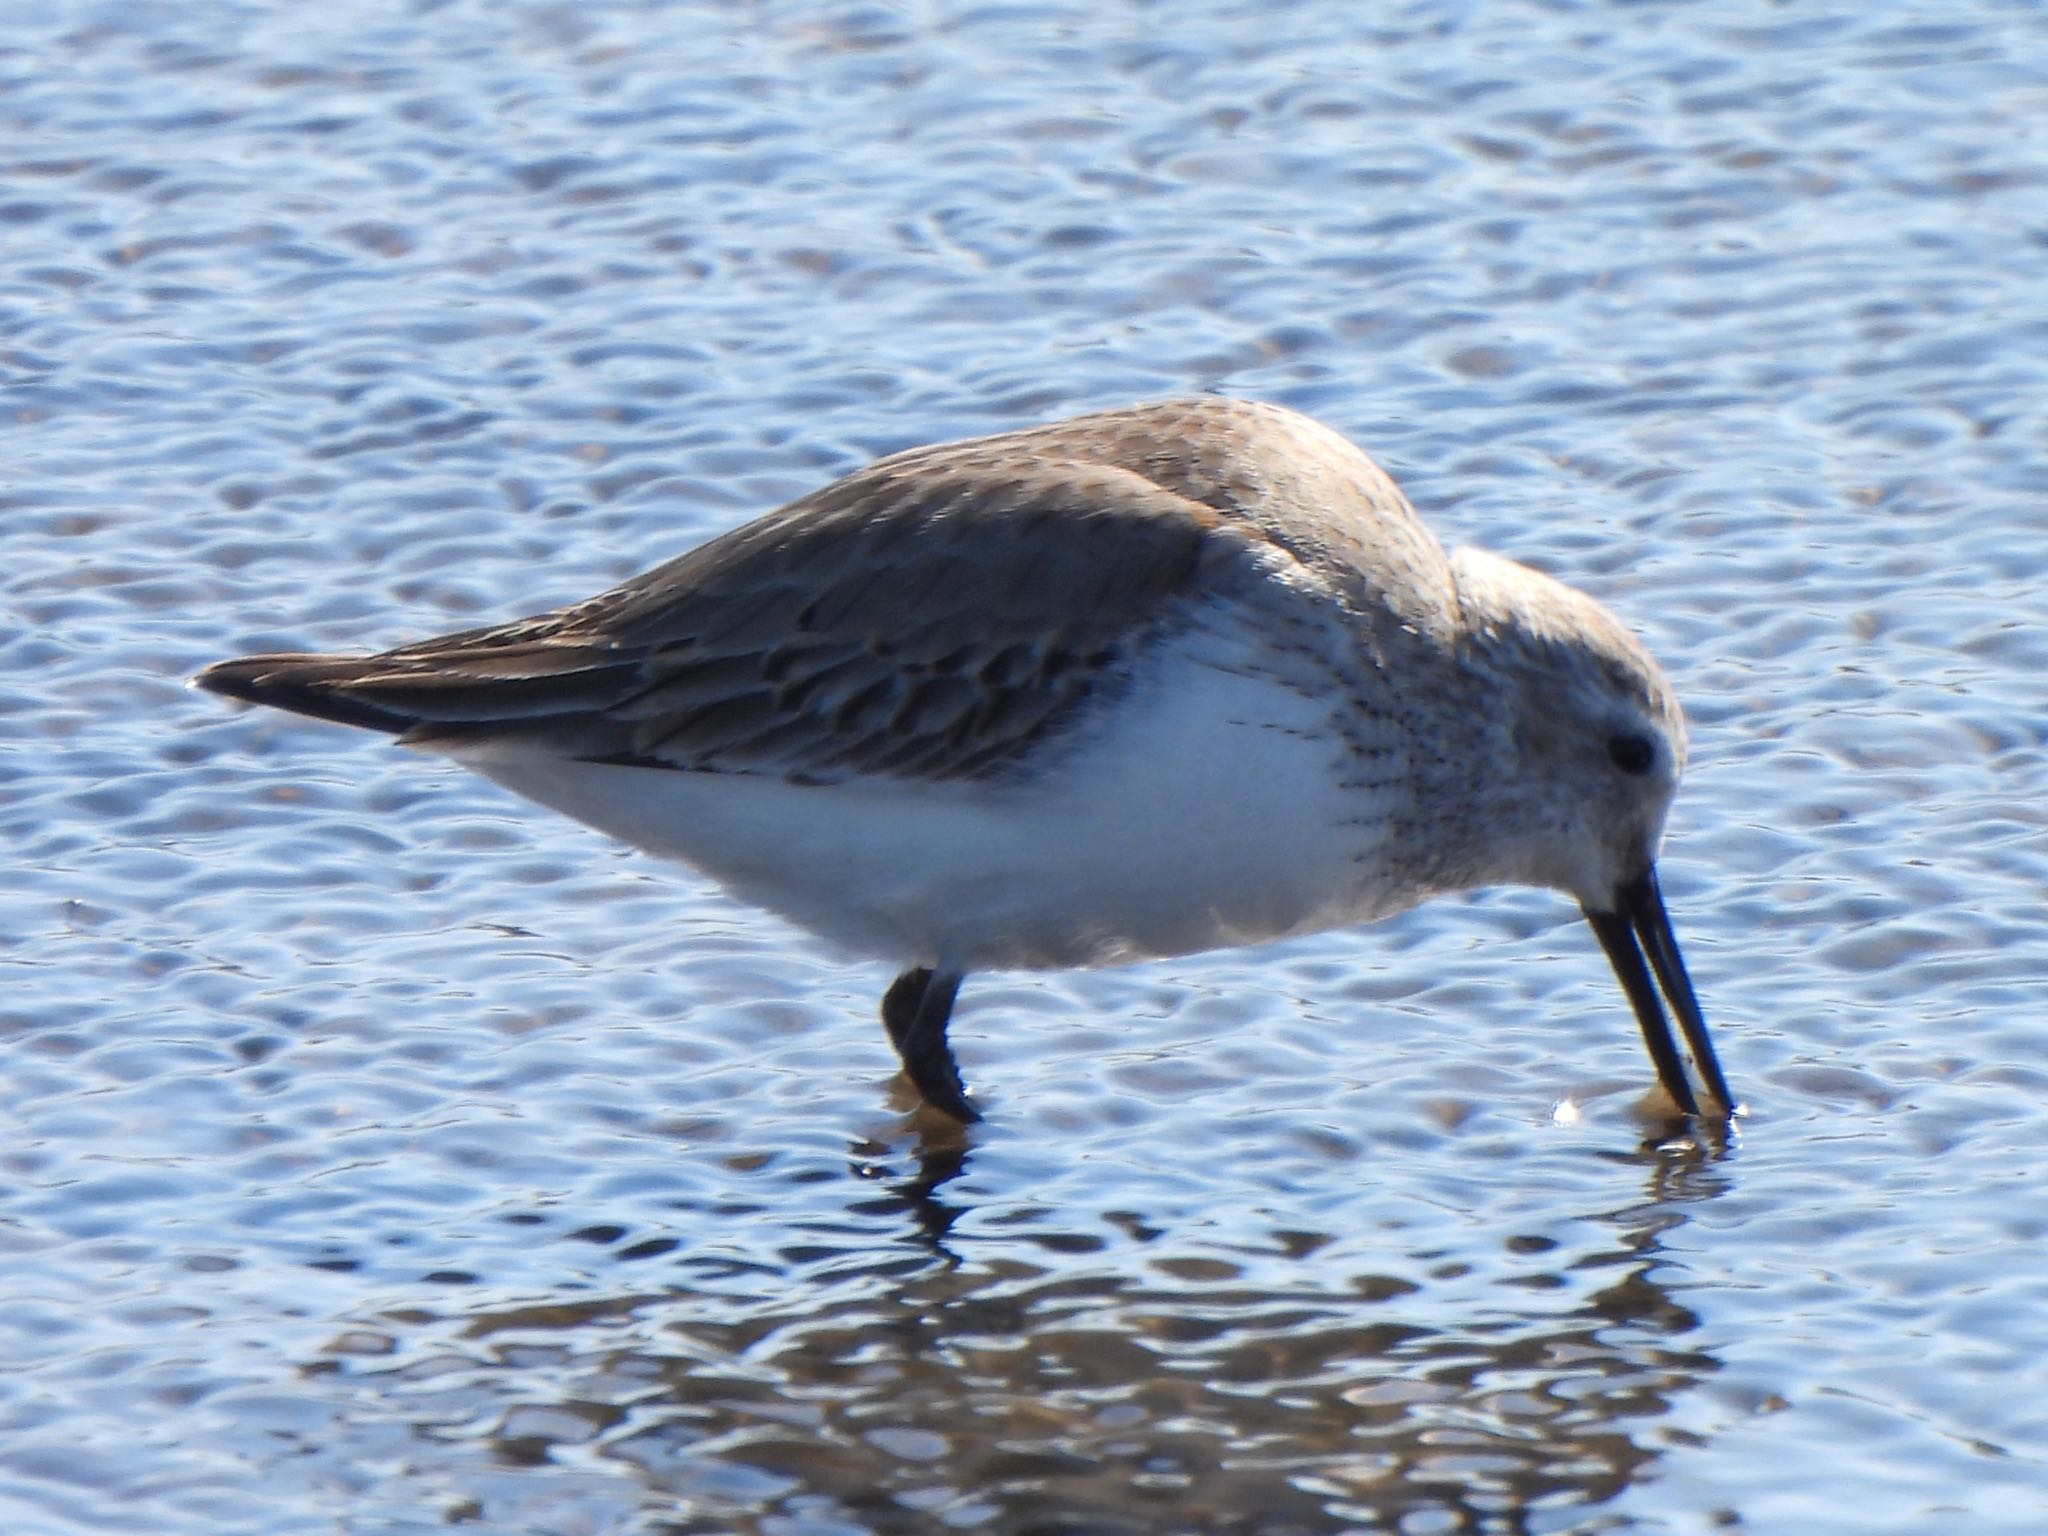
[{"x1": 449, "y1": 610, "x2": 1412, "y2": 972}]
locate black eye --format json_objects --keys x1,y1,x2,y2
[{"x1": 1607, "y1": 732, "x2": 1656, "y2": 776}]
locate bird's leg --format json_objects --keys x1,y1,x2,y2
[
  {"x1": 879, "y1": 967, "x2": 976, "y2": 1122},
  {"x1": 880, "y1": 967, "x2": 934, "y2": 1050}
]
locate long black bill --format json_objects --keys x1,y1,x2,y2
[{"x1": 1582, "y1": 868, "x2": 1733, "y2": 1117}]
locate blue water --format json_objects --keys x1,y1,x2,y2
[{"x1": 5, "y1": 1, "x2": 2048, "y2": 1531}]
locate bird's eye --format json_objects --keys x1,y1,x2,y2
[{"x1": 1607, "y1": 732, "x2": 1656, "y2": 776}]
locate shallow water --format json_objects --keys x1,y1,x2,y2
[{"x1": 6, "y1": 1, "x2": 2048, "y2": 1531}]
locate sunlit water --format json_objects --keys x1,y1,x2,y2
[{"x1": 5, "y1": 2, "x2": 2048, "y2": 1531}]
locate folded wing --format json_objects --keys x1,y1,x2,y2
[{"x1": 198, "y1": 451, "x2": 1231, "y2": 783}]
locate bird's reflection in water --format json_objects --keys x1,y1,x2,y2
[
  {"x1": 330, "y1": 1124, "x2": 1738, "y2": 1534},
  {"x1": 846, "y1": 1097, "x2": 977, "y2": 1259}
]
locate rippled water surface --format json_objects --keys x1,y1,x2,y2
[{"x1": 6, "y1": 2, "x2": 2048, "y2": 1531}]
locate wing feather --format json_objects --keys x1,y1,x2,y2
[
  {"x1": 196, "y1": 398, "x2": 1449, "y2": 780},
  {"x1": 202, "y1": 449, "x2": 1237, "y2": 781}
]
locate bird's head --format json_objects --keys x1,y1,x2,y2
[{"x1": 1448, "y1": 545, "x2": 1731, "y2": 1117}]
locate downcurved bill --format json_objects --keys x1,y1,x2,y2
[{"x1": 1582, "y1": 868, "x2": 1733, "y2": 1118}]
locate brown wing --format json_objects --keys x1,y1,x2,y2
[{"x1": 197, "y1": 450, "x2": 1236, "y2": 783}]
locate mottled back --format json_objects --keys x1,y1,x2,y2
[{"x1": 198, "y1": 398, "x2": 1452, "y2": 783}]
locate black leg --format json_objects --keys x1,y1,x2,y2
[
  {"x1": 881, "y1": 967, "x2": 934, "y2": 1051},
  {"x1": 878, "y1": 967, "x2": 977, "y2": 1122}
]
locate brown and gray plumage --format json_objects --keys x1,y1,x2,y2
[{"x1": 198, "y1": 397, "x2": 1731, "y2": 1125}]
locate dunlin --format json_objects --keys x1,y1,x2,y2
[{"x1": 197, "y1": 397, "x2": 1731, "y2": 1124}]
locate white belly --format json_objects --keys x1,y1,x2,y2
[{"x1": 446, "y1": 620, "x2": 1408, "y2": 972}]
